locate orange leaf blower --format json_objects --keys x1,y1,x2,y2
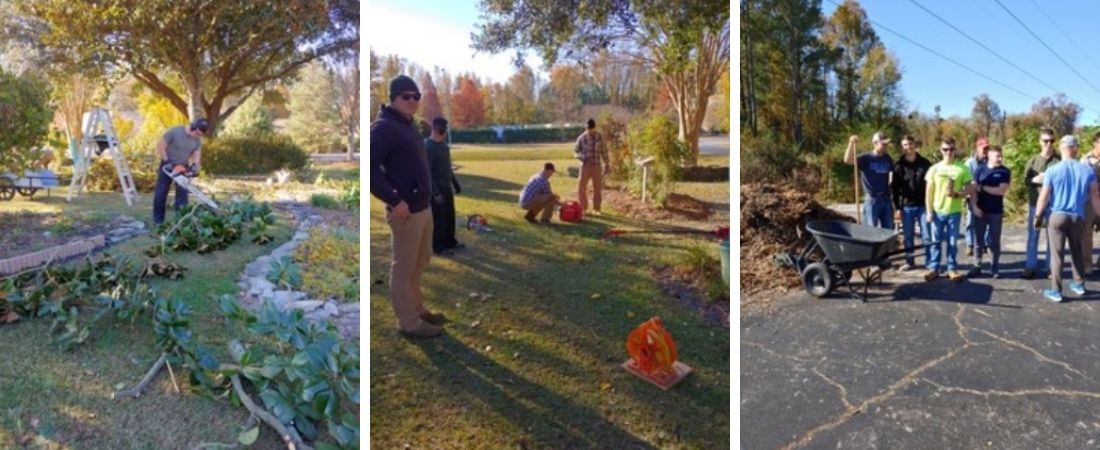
[{"x1": 625, "y1": 316, "x2": 679, "y2": 375}]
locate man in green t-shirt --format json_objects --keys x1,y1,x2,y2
[{"x1": 923, "y1": 137, "x2": 979, "y2": 282}]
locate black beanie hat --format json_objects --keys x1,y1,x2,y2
[{"x1": 389, "y1": 75, "x2": 420, "y2": 101}]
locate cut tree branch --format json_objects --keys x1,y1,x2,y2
[{"x1": 113, "y1": 353, "x2": 167, "y2": 399}]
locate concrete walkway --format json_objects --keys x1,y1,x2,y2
[{"x1": 742, "y1": 211, "x2": 1100, "y2": 449}]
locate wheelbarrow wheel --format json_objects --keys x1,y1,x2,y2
[
  {"x1": 0, "y1": 178, "x2": 13, "y2": 201},
  {"x1": 16, "y1": 187, "x2": 35, "y2": 198},
  {"x1": 802, "y1": 262, "x2": 834, "y2": 298}
]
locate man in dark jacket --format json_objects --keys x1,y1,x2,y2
[
  {"x1": 892, "y1": 134, "x2": 932, "y2": 271},
  {"x1": 425, "y1": 117, "x2": 463, "y2": 255},
  {"x1": 369, "y1": 75, "x2": 445, "y2": 338}
]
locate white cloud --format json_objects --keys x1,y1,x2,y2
[{"x1": 367, "y1": 4, "x2": 537, "y2": 84}]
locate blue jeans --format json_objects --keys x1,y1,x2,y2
[
  {"x1": 928, "y1": 212, "x2": 961, "y2": 272},
  {"x1": 964, "y1": 206, "x2": 974, "y2": 249},
  {"x1": 974, "y1": 213, "x2": 1003, "y2": 270},
  {"x1": 863, "y1": 196, "x2": 894, "y2": 229},
  {"x1": 1026, "y1": 204, "x2": 1051, "y2": 271},
  {"x1": 901, "y1": 206, "x2": 931, "y2": 266},
  {"x1": 153, "y1": 161, "x2": 189, "y2": 225}
]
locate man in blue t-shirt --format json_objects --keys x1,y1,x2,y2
[
  {"x1": 970, "y1": 145, "x2": 1010, "y2": 277},
  {"x1": 845, "y1": 132, "x2": 894, "y2": 229},
  {"x1": 1035, "y1": 135, "x2": 1100, "y2": 302}
]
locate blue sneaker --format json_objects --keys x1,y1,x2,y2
[
  {"x1": 1043, "y1": 288, "x2": 1064, "y2": 303},
  {"x1": 1070, "y1": 281, "x2": 1086, "y2": 296}
]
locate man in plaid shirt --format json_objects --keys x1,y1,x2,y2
[
  {"x1": 575, "y1": 118, "x2": 610, "y2": 215},
  {"x1": 519, "y1": 162, "x2": 560, "y2": 223}
]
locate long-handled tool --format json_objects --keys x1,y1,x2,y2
[
  {"x1": 600, "y1": 225, "x2": 729, "y2": 240},
  {"x1": 162, "y1": 165, "x2": 219, "y2": 212}
]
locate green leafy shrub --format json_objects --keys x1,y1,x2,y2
[
  {"x1": 87, "y1": 157, "x2": 157, "y2": 192},
  {"x1": 149, "y1": 198, "x2": 276, "y2": 255},
  {"x1": 310, "y1": 193, "x2": 340, "y2": 209},
  {"x1": 0, "y1": 69, "x2": 53, "y2": 174},
  {"x1": 599, "y1": 113, "x2": 631, "y2": 181},
  {"x1": 628, "y1": 115, "x2": 691, "y2": 205},
  {"x1": 293, "y1": 230, "x2": 358, "y2": 302},
  {"x1": 203, "y1": 135, "x2": 309, "y2": 175},
  {"x1": 266, "y1": 256, "x2": 303, "y2": 289},
  {"x1": 338, "y1": 180, "x2": 359, "y2": 210}
]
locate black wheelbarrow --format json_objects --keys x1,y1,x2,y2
[{"x1": 778, "y1": 220, "x2": 927, "y2": 301}]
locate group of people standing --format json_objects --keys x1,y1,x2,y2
[
  {"x1": 847, "y1": 127, "x2": 1100, "y2": 302},
  {"x1": 370, "y1": 74, "x2": 615, "y2": 338}
]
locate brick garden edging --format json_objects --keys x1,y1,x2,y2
[
  {"x1": 236, "y1": 201, "x2": 359, "y2": 341},
  {"x1": 0, "y1": 235, "x2": 106, "y2": 276}
]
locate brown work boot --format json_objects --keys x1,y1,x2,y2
[
  {"x1": 524, "y1": 213, "x2": 538, "y2": 224},
  {"x1": 923, "y1": 270, "x2": 939, "y2": 282},
  {"x1": 419, "y1": 311, "x2": 446, "y2": 325},
  {"x1": 948, "y1": 271, "x2": 965, "y2": 282},
  {"x1": 400, "y1": 322, "x2": 443, "y2": 339}
]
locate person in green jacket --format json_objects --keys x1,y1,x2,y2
[{"x1": 424, "y1": 117, "x2": 463, "y2": 255}]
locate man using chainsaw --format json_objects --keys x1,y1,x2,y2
[
  {"x1": 153, "y1": 118, "x2": 207, "y2": 225},
  {"x1": 370, "y1": 75, "x2": 446, "y2": 339}
]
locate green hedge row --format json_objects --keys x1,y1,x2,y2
[
  {"x1": 203, "y1": 135, "x2": 309, "y2": 175},
  {"x1": 449, "y1": 126, "x2": 586, "y2": 144}
]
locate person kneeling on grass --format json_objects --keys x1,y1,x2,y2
[
  {"x1": 1034, "y1": 135, "x2": 1100, "y2": 303},
  {"x1": 970, "y1": 145, "x2": 1010, "y2": 278},
  {"x1": 519, "y1": 162, "x2": 560, "y2": 224},
  {"x1": 924, "y1": 137, "x2": 978, "y2": 283}
]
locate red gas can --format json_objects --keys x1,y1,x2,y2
[{"x1": 559, "y1": 201, "x2": 582, "y2": 222}]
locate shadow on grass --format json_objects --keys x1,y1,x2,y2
[
  {"x1": 454, "y1": 173, "x2": 524, "y2": 205},
  {"x1": 408, "y1": 335, "x2": 657, "y2": 449}
]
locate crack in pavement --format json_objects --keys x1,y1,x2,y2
[
  {"x1": 756, "y1": 304, "x2": 1100, "y2": 449},
  {"x1": 812, "y1": 367, "x2": 853, "y2": 409},
  {"x1": 921, "y1": 378, "x2": 1100, "y2": 399},
  {"x1": 778, "y1": 342, "x2": 979, "y2": 450}
]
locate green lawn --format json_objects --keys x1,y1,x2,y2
[
  {"x1": 0, "y1": 190, "x2": 295, "y2": 448},
  {"x1": 369, "y1": 145, "x2": 731, "y2": 449}
]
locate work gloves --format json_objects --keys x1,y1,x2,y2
[{"x1": 1034, "y1": 214, "x2": 1046, "y2": 230}]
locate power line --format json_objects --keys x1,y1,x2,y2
[
  {"x1": 1026, "y1": 0, "x2": 1100, "y2": 74},
  {"x1": 906, "y1": 0, "x2": 1061, "y2": 96},
  {"x1": 992, "y1": 0, "x2": 1100, "y2": 98},
  {"x1": 822, "y1": 0, "x2": 1037, "y2": 104}
]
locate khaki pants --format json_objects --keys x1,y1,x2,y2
[
  {"x1": 525, "y1": 193, "x2": 559, "y2": 221},
  {"x1": 577, "y1": 163, "x2": 603, "y2": 212},
  {"x1": 388, "y1": 208, "x2": 434, "y2": 331}
]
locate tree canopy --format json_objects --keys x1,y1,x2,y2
[
  {"x1": 11, "y1": 0, "x2": 358, "y2": 137},
  {"x1": 472, "y1": 0, "x2": 730, "y2": 165}
]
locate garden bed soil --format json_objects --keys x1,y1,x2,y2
[
  {"x1": 602, "y1": 188, "x2": 711, "y2": 221},
  {"x1": 651, "y1": 265, "x2": 729, "y2": 328},
  {"x1": 0, "y1": 212, "x2": 122, "y2": 259},
  {"x1": 739, "y1": 183, "x2": 853, "y2": 314}
]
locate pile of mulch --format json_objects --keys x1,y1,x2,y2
[
  {"x1": 602, "y1": 188, "x2": 711, "y2": 221},
  {"x1": 740, "y1": 183, "x2": 853, "y2": 302}
]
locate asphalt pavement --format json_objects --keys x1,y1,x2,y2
[{"x1": 742, "y1": 218, "x2": 1100, "y2": 449}]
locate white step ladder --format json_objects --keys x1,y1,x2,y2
[{"x1": 68, "y1": 107, "x2": 139, "y2": 206}]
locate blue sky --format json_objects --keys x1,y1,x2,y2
[
  {"x1": 367, "y1": 0, "x2": 541, "y2": 84},
  {"x1": 821, "y1": 0, "x2": 1100, "y2": 124}
]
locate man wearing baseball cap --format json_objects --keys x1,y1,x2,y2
[
  {"x1": 1034, "y1": 135, "x2": 1100, "y2": 302},
  {"x1": 964, "y1": 137, "x2": 990, "y2": 266},
  {"x1": 152, "y1": 118, "x2": 208, "y2": 225},
  {"x1": 844, "y1": 131, "x2": 895, "y2": 229},
  {"x1": 370, "y1": 74, "x2": 447, "y2": 338}
]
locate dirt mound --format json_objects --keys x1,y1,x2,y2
[
  {"x1": 740, "y1": 183, "x2": 853, "y2": 304},
  {"x1": 602, "y1": 188, "x2": 711, "y2": 221}
]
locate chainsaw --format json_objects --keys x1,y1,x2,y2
[{"x1": 162, "y1": 164, "x2": 219, "y2": 212}]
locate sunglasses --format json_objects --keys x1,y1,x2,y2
[
  {"x1": 400, "y1": 93, "x2": 421, "y2": 101},
  {"x1": 940, "y1": 147, "x2": 956, "y2": 152},
  {"x1": 1041, "y1": 139, "x2": 1054, "y2": 144}
]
